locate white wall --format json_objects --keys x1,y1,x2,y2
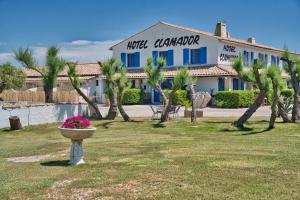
[
  {"x1": 111, "y1": 22, "x2": 219, "y2": 68},
  {"x1": 195, "y1": 77, "x2": 219, "y2": 95},
  {"x1": 0, "y1": 104, "x2": 88, "y2": 129}
]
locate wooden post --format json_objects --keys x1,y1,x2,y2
[{"x1": 9, "y1": 116, "x2": 22, "y2": 130}]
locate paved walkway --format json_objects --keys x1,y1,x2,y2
[{"x1": 98, "y1": 105, "x2": 271, "y2": 118}]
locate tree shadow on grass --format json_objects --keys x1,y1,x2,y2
[
  {"x1": 40, "y1": 160, "x2": 70, "y2": 167},
  {"x1": 222, "y1": 125, "x2": 271, "y2": 135},
  {"x1": 153, "y1": 122, "x2": 166, "y2": 128},
  {"x1": 95, "y1": 120, "x2": 144, "y2": 129}
]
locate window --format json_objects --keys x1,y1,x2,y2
[
  {"x1": 127, "y1": 54, "x2": 135, "y2": 67},
  {"x1": 258, "y1": 53, "x2": 264, "y2": 62},
  {"x1": 243, "y1": 51, "x2": 249, "y2": 66},
  {"x1": 96, "y1": 80, "x2": 99, "y2": 86},
  {"x1": 131, "y1": 80, "x2": 136, "y2": 88},
  {"x1": 265, "y1": 54, "x2": 268, "y2": 65},
  {"x1": 157, "y1": 50, "x2": 173, "y2": 66},
  {"x1": 159, "y1": 51, "x2": 168, "y2": 60},
  {"x1": 191, "y1": 49, "x2": 201, "y2": 64},
  {"x1": 232, "y1": 78, "x2": 239, "y2": 90},
  {"x1": 271, "y1": 55, "x2": 276, "y2": 65},
  {"x1": 127, "y1": 52, "x2": 140, "y2": 67}
]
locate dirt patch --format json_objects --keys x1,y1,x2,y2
[{"x1": 6, "y1": 155, "x2": 51, "y2": 163}]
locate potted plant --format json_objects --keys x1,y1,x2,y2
[{"x1": 58, "y1": 116, "x2": 96, "y2": 165}]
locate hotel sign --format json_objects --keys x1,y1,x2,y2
[
  {"x1": 219, "y1": 45, "x2": 239, "y2": 62},
  {"x1": 127, "y1": 35, "x2": 200, "y2": 50}
]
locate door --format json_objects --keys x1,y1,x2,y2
[
  {"x1": 153, "y1": 89, "x2": 160, "y2": 103},
  {"x1": 218, "y1": 78, "x2": 225, "y2": 91}
]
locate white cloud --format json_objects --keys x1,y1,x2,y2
[{"x1": 0, "y1": 39, "x2": 121, "y2": 66}]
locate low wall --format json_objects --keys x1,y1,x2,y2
[{"x1": 0, "y1": 104, "x2": 88, "y2": 129}]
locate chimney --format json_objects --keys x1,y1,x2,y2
[
  {"x1": 247, "y1": 37, "x2": 256, "y2": 44},
  {"x1": 215, "y1": 22, "x2": 227, "y2": 38}
]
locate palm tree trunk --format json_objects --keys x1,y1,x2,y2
[
  {"x1": 277, "y1": 100, "x2": 291, "y2": 122},
  {"x1": 74, "y1": 86, "x2": 103, "y2": 120},
  {"x1": 269, "y1": 84, "x2": 278, "y2": 129},
  {"x1": 160, "y1": 91, "x2": 174, "y2": 122},
  {"x1": 68, "y1": 76, "x2": 102, "y2": 119},
  {"x1": 117, "y1": 90, "x2": 131, "y2": 121},
  {"x1": 44, "y1": 87, "x2": 53, "y2": 103},
  {"x1": 106, "y1": 92, "x2": 118, "y2": 120},
  {"x1": 287, "y1": 67, "x2": 300, "y2": 123},
  {"x1": 190, "y1": 85, "x2": 196, "y2": 123},
  {"x1": 155, "y1": 85, "x2": 168, "y2": 104},
  {"x1": 233, "y1": 92, "x2": 266, "y2": 128}
]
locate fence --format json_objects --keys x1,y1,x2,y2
[{"x1": 0, "y1": 90, "x2": 80, "y2": 103}]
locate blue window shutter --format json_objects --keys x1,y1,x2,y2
[
  {"x1": 183, "y1": 48, "x2": 189, "y2": 65},
  {"x1": 240, "y1": 81, "x2": 244, "y2": 90},
  {"x1": 134, "y1": 52, "x2": 140, "y2": 67},
  {"x1": 265, "y1": 54, "x2": 268, "y2": 65},
  {"x1": 167, "y1": 50, "x2": 174, "y2": 66},
  {"x1": 121, "y1": 53, "x2": 126, "y2": 67},
  {"x1": 152, "y1": 51, "x2": 158, "y2": 66},
  {"x1": 232, "y1": 78, "x2": 239, "y2": 90},
  {"x1": 200, "y1": 47, "x2": 207, "y2": 64},
  {"x1": 250, "y1": 52, "x2": 254, "y2": 65},
  {"x1": 218, "y1": 78, "x2": 224, "y2": 91},
  {"x1": 243, "y1": 51, "x2": 247, "y2": 66},
  {"x1": 276, "y1": 56, "x2": 280, "y2": 66}
]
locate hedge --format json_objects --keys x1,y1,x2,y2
[
  {"x1": 280, "y1": 89, "x2": 294, "y2": 99},
  {"x1": 122, "y1": 88, "x2": 142, "y2": 105},
  {"x1": 215, "y1": 90, "x2": 256, "y2": 108},
  {"x1": 163, "y1": 89, "x2": 191, "y2": 107}
]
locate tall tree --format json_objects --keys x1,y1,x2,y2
[
  {"x1": 98, "y1": 59, "x2": 118, "y2": 120},
  {"x1": 160, "y1": 68, "x2": 192, "y2": 122},
  {"x1": 115, "y1": 66, "x2": 131, "y2": 122},
  {"x1": 14, "y1": 47, "x2": 65, "y2": 103},
  {"x1": 266, "y1": 66, "x2": 290, "y2": 129},
  {"x1": 66, "y1": 63, "x2": 103, "y2": 119},
  {"x1": 0, "y1": 63, "x2": 25, "y2": 97},
  {"x1": 281, "y1": 50, "x2": 300, "y2": 122},
  {"x1": 144, "y1": 57, "x2": 192, "y2": 122},
  {"x1": 189, "y1": 83, "x2": 197, "y2": 123},
  {"x1": 232, "y1": 58, "x2": 271, "y2": 128},
  {"x1": 144, "y1": 57, "x2": 168, "y2": 104}
]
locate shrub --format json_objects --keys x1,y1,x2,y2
[
  {"x1": 280, "y1": 89, "x2": 294, "y2": 99},
  {"x1": 215, "y1": 90, "x2": 255, "y2": 108},
  {"x1": 122, "y1": 88, "x2": 142, "y2": 105},
  {"x1": 163, "y1": 89, "x2": 191, "y2": 106}
]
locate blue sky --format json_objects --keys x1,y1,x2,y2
[{"x1": 0, "y1": 0, "x2": 299, "y2": 65}]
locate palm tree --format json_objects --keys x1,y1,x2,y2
[
  {"x1": 66, "y1": 63, "x2": 103, "y2": 119},
  {"x1": 115, "y1": 66, "x2": 131, "y2": 122},
  {"x1": 144, "y1": 57, "x2": 168, "y2": 104},
  {"x1": 14, "y1": 47, "x2": 65, "y2": 103},
  {"x1": 98, "y1": 59, "x2": 118, "y2": 120},
  {"x1": 232, "y1": 58, "x2": 270, "y2": 128},
  {"x1": 281, "y1": 50, "x2": 300, "y2": 122},
  {"x1": 266, "y1": 66, "x2": 290, "y2": 129},
  {"x1": 144, "y1": 57, "x2": 192, "y2": 122},
  {"x1": 160, "y1": 68, "x2": 192, "y2": 122}
]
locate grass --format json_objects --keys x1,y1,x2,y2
[{"x1": 0, "y1": 118, "x2": 299, "y2": 199}]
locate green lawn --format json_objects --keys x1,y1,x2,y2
[{"x1": 0, "y1": 118, "x2": 299, "y2": 199}]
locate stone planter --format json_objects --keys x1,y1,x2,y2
[
  {"x1": 184, "y1": 109, "x2": 203, "y2": 118},
  {"x1": 58, "y1": 127, "x2": 96, "y2": 165}
]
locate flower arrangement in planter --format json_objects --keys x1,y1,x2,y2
[
  {"x1": 58, "y1": 116, "x2": 96, "y2": 165},
  {"x1": 61, "y1": 116, "x2": 91, "y2": 129}
]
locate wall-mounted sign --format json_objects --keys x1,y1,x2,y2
[
  {"x1": 219, "y1": 45, "x2": 238, "y2": 62},
  {"x1": 126, "y1": 35, "x2": 200, "y2": 50}
]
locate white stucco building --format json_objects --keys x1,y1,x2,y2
[{"x1": 110, "y1": 21, "x2": 297, "y2": 103}]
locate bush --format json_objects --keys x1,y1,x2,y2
[
  {"x1": 281, "y1": 89, "x2": 294, "y2": 99},
  {"x1": 122, "y1": 88, "x2": 142, "y2": 105},
  {"x1": 163, "y1": 89, "x2": 191, "y2": 106},
  {"x1": 215, "y1": 90, "x2": 255, "y2": 108}
]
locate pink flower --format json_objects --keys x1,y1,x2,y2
[{"x1": 62, "y1": 116, "x2": 91, "y2": 129}]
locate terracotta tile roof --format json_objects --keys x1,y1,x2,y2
[
  {"x1": 125, "y1": 65, "x2": 238, "y2": 79},
  {"x1": 23, "y1": 63, "x2": 101, "y2": 77},
  {"x1": 25, "y1": 76, "x2": 96, "y2": 83}
]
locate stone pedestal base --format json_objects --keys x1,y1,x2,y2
[
  {"x1": 69, "y1": 140, "x2": 85, "y2": 165},
  {"x1": 184, "y1": 109, "x2": 203, "y2": 118}
]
